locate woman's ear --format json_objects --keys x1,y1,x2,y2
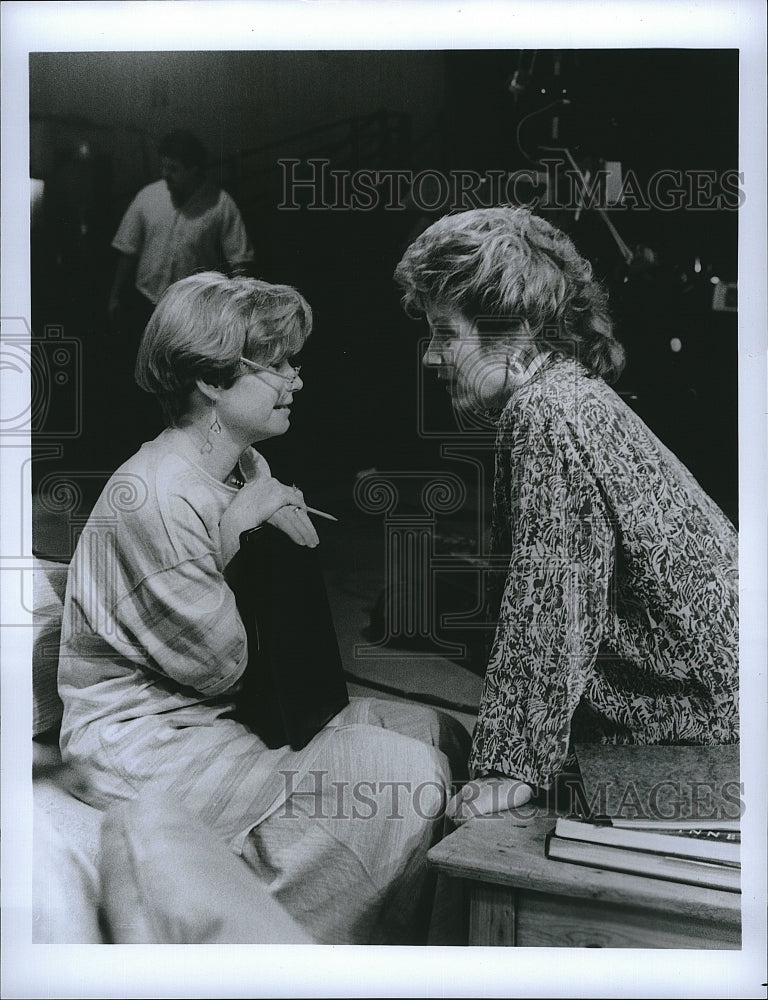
[{"x1": 194, "y1": 378, "x2": 221, "y2": 403}]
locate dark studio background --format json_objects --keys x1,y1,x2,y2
[{"x1": 29, "y1": 49, "x2": 739, "y2": 546}]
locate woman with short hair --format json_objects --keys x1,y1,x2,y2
[
  {"x1": 59, "y1": 271, "x2": 468, "y2": 944},
  {"x1": 394, "y1": 207, "x2": 739, "y2": 821}
]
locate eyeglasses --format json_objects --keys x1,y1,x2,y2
[{"x1": 239, "y1": 357, "x2": 302, "y2": 389}]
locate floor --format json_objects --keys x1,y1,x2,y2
[{"x1": 318, "y1": 508, "x2": 484, "y2": 734}]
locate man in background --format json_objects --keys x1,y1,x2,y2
[
  {"x1": 106, "y1": 130, "x2": 255, "y2": 452},
  {"x1": 109, "y1": 129, "x2": 256, "y2": 334}
]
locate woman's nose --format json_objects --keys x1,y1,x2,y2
[{"x1": 423, "y1": 338, "x2": 443, "y2": 368}]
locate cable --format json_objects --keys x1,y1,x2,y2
[{"x1": 515, "y1": 99, "x2": 572, "y2": 166}]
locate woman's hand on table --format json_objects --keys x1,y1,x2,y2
[{"x1": 446, "y1": 775, "x2": 534, "y2": 825}]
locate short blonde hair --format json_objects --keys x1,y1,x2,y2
[
  {"x1": 393, "y1": 206, "x2": 625, "y2": 382},
  {"x1": 135, "y1": 272, "x2": 312, "y2": 424}
]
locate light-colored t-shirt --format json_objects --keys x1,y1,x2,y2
[
  {"x1": 112, "y1": 179, "x2": 255, "y2": 303},
  {"x1": 57, "y1": 433, "x2": 323, "y2": 847}
]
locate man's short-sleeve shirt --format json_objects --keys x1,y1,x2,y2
[{"x1": 112, "y1": 179, "x2": 255, "y2": 304}]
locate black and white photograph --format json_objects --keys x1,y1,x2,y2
[{"x1": 2, "y1": 2, "x2": 766, "y2": 998}]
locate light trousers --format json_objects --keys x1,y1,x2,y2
[{"x1": 242, "y1": 697, "x2": 470, "y2": 944}]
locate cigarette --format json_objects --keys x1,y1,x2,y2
[{"x1": 305, "y1": 506, "x2": 338, "y2": 522}]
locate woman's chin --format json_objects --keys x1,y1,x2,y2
[
  {"x1": 250, "y1": 421, "x2": 290, "y2": 443},
  {"x1": 255, "y1": 410, "x2": 292, "y2": 437},
  {"x1": 451, "y1": 392, "x2": 497, "y2": 415}
]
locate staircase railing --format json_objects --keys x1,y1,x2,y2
[{"x1": 218, "y1": 108, "x2": 413, "y2": 218}]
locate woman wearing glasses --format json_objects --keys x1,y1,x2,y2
[{"x1": 58, "y1": 271, "x2": 468, "y2": 944}]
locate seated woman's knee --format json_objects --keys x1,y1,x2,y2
[
  {"x1": 323, "y1": 723, "x2": 450, "y2": 824},
  {"x1": 365, "y1": 699, "x2": 471, "y2": 777}
]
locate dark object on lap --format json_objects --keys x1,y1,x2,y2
[{"x1": 225, "y1": 524, "x2": 349, "y2": 750}]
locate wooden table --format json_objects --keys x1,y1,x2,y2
[{"x1": 427, "y1": 812, "x2": 741, "y2": 948}]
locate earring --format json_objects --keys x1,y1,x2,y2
[
  {"x1": 210, "y1": 403, "x2": 221, "y2": 435},
  {"x1": 201, "y1": 402, "x2": 221, "y2": 454}
]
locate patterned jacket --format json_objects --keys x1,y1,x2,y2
[{"x1": 470, "y1": 356, "x2": 739, "y2": 787}]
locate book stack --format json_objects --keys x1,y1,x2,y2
[{"x1": 545, "y1": 743, "x2": 741, "y2": 893}]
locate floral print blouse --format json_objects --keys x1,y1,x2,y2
[{"x1": 469, "y1": 356, "x2": 739, "y2": 788}]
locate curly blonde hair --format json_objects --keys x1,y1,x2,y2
[{"x1": 393, "y1": 206, "x2": 625, "y2": 382}]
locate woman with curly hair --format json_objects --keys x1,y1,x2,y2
[{"x1": 394, "y1": 207, "x2": 738, "y2": 821}]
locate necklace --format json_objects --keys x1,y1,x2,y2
[{"x1": 228, "y1": 465, "x2": 246, "y2": 489}]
